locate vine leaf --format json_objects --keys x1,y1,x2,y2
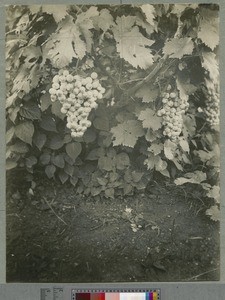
[
  {"x1": 202, "y1": 51, "x2": 219, "y2": 83},
  {"x1": 207, "y1": 185, "x2": 220, "y2": 203},
  {"x1": 174, "y1": 170, "x2": 206, "y2": 185},
  {"x1": 135, "y1": 85, "x2": 158, "y2": 103},
  {"x1": 52, "y1": 154, "x2": 65, "y2": 168},
  {"x1": 93, "y1": 8, "x2": 115, "y2": 33},
  {"x1": 163, "y1": 37, "x2": 194, "y2": 59},
  {"x1": 148, "y1": 142, "x2": 163, "y2": 155},
  {"x1": 112, "y1": 16, "x2": 154, "y2": 69},
  {"x1": 111, "y1": 120, "x2": 144, "y2": 148},
  {"x1": 198, "y1": 8, "x2": 219, "y2": 50},
  {"x1": 164, "y1": 139, "x2": 177, "y2": 160},
  {"x1": 58, "y1": 170, "x2": 69, "y2": 184},
  {"x1": 140, "y1": 4, "x2": 156, "y2": 26},
  {"x1": 42, "y1": 5, "x2": 68, "y2": 23},
  {"x1": 179, "y1": 137, "x2": 190, "y2": 153},
  {"x1": 206, "y1": 205, "x2": 220, "y2": 222},
  {"x1": 138, "y1": 108, "x2": 162, "y2": 130},
  {"x1": 15, "y1": 121, "x2": 34, "y2": 145}
]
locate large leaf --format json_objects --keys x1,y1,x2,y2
[
  {"x1": 111, "y1": 120, "x2": 144, "y2": 148},
  {"x1": 6, "y1": 159, "x2": 17, "y2": 170},
  {"x1": 15, "y1": 121, "x2": 34, "y2": 145},
  {"x1": 66, "y1": 142, "x2": 82, "y2": 162},
  {"x1": 140, "y1": 4, "x2": 155, "y2": 26},
  {"x1": 135, "y1": 85, "x2": 159, "y2": 103},
  {"x1": 40, "y1": 153, "x2": 51, "y2": 165},
  {"x1": 98, "y1": 156, "x2": 114, "y2": 171},
  {"x1": 198, "y1": 8, "x2": 219, "y2": 50},
  {"x1": 174, "y1": 171, "x2": 207, "y2": 185},
  {"x1": 138, "y1": 108, "x2": 162, "y2": 130},
  {"x1": 112, "y1": 16, "x2": 154, "y2": 69},
  {"x1": 163, "y1": 37, "x2": 194, "y2": 59},
  {"x1": 10, "y1": 141, "x2": 29, "y2": 154},
  {"x1": 206, "y1": 205, "x2": 220, "y2": 222}
]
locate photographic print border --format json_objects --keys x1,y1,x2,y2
[{"x1": 0, "y1": 0, "x2": 225, "y2": 298}]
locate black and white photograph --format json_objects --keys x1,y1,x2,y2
[{"x1": 5, "y1": 4, "x2": 220, "y2": 283}]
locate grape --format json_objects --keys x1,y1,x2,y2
[
  {"x1": 203, "y1": 84, "x2": 219, "y2": 127},
  {"x1": 50, "y1": 69, "x2": 105, "y2": 139},
  {"x1": 91, "y1": 72, "x2": 98, "y2": 79},
  {"x1": 158, "y1": 84, "x2": 189, "y2": 141}
]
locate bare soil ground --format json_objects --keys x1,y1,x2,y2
[{"x1": 6, "y1": 172, "x2": 220, "y2": 283}]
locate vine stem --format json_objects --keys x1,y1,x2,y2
[
  {"x1": 126, "y1": 54, "x2": 169, "y2": 96},
  {"x1": 43, "y1": 197, "x2": 67, "y2": 226}
]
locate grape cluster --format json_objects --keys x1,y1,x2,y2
[
  {"x1": 203, "y1": 89, "x2": 219, "y2": 127},
  {"x1": 157, "y1": 85, "x2": 189, "y2": 141},
  {"x1": 49, "y1": 70, "x2": 105, "y2": 138}
]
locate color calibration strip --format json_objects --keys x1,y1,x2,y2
[{"x1": 72, "y1": 290, "x2": 160, "y2": 300}]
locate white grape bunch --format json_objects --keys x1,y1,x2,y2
[
  {"x1": 157, "y1": 85, "x2": 189, "y2": 141},
  {"x1": 203, "y1": 85, "x2": 219, "y2": 128},
  {"x1": 49, "y1": 70, "x2": 105, "y2": 138}
]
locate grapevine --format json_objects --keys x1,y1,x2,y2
[{"x1": 49, "y1": 70, "x2": 105, "y2": 138}]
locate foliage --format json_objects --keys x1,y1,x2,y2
[{"x1": 5, "y1": 4, "x2": 220, "y2": 221}]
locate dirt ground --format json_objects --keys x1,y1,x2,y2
[{"x1": 6, "y1": 171, "x2": 220, "y2": 283}]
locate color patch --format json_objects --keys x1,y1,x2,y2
[
  {"x1": 91, "y1": 293, "x2": 105, "y2": 300},
  {"x1": 76, "y1": 293, "x2": 91, "y2": 300},
  {"x1": 105, "y1": 293, "x2": 120, "y2": 300}
]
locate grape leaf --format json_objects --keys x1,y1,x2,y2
[
  {"x1": 15, "y1": 121, "x2": 34, "y2": 145},
  {"x1": 198, "y1": 8, "x2": 219, "y2": 50},
  {"x1": 42, "y1": 5, "x2": 68, "y2": 22},
  {"x1": 148, "y1": 142, "x2": 163, "y2": 155},
  {"x1": 140, "y1": 4, "x2": 155, "y2": 26},
  {"x1": 44, "y1": 16, "x2": 86, "y2": 68},
  {"x1": 179, "y1": 137, "x2": 190, "y2": 153},
  {"x1": 111, "y1": 120, "x2": 144, "y2": 148},
  {"x1": 135, "y1": 84, "x2": 159, "y2": 103},
  {"x1": 163, "y1": 37, "x2": 194, "y2": 59},
  {"x1": 105, "y1": 188, "x2": 114, "y2": 199},
  {"x1": 138, "y1": 108, "x2": 162, "y2": 130},
  {"x1": 202, "y1": 51, "x2": 219, "y2": 83},
  {"x1": 164, "y1": 139, "x2": 177, "y2": 160},
  {"x1": 206, "y1": 205, "x2": 220, "y2": 222},
  {"x1": 112, "y1": 16, "x2": 154, "y2": 69},
  {"x1": 174, "y1": 170, "x2": 206, "y2": 185},
  {"x1": 206, "y1": 185, "x2": 220, "y2": 203},
  {"x1": 182, "y1": 115, "x2": 196, "y2": 138},
  {"x1": 93, "y1": 8, "x2": 115, "y2": 33}
]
